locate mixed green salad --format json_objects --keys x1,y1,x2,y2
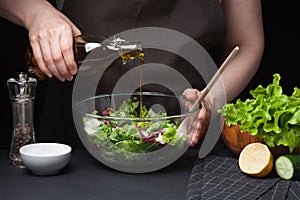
[
  {"x1": 83, "y1": 97, "x2": 186, "y2": 155},
  {"x1": 218, "y1": 74, "x2": 300, "y2": 152}
]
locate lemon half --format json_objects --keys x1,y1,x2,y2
[{"x1": 238, "y1": 142, "x2": 273, "y2": 177}]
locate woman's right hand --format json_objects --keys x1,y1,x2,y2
[
  {"x1": 181, "y1": 88, "x2": 212, "y2": 147},
  {"x1": 26, "y1": 2, "x2": 81, "y2": 81}
]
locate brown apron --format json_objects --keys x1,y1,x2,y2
[
  {"x1": 62, "y1": 0, "x2": 225, "y2": 48},
  {"x1": 64, "y1": 0, "x2": 225, "y2": 92},
  {"x1": 37, "y1": 0, "x2": 226, "y2": 147}
]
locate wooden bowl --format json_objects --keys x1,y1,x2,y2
[
  {"x1": 221, "y1": 122, "x2": 263, "y2": 156},
  {"x1": 221, "y1": 122, "x2": 300, "y2": 157}
]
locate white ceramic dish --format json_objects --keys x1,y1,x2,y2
[{"x1": 19, "y1": 143, "x2": 72, "y2": 175}]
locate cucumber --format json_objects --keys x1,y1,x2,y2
[{"x1": 275, "y1": 154, "x2": 300, "y2": 180}]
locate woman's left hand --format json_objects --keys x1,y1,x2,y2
[{"x1": 181, "y1": 88, "x2": 212, "y2": 147}]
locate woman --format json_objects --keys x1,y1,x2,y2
[{"x1": 0, "y1": 0, "x2": 264, "y2": 148}]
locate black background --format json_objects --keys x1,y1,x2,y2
[{"x1": 0, "y1": 1, "x2": 299, "y2": 149}]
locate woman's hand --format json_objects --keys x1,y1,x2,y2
[
  {"x1": 0, "y1": 0, "x2": 82, "y2": 81},
  {"x1": 27, "y1": 3, "x2": 81, "y2": 81},
  {"x1": 181, "y1": 88, "x2": 212, "y2": 147}
]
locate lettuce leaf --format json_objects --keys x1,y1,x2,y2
[
  {"x1": 84, "y1": 97, "x2": 185, "y2": 155},
  {"x1": 218, "y1": 74, "x2": 300, "y2": 152}
]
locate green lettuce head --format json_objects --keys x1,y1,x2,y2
[{"x1": 218, "y1": 74, "x2": 300, "y2": 152}]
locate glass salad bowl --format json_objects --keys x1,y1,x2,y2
[{"x1": 72, "y1": 92, "x2": 197, "y2": 173}]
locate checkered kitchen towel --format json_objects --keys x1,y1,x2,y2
[{"x1": 186, "y1": 151, "x2": 300, "y2": 200}]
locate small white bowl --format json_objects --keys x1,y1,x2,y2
[{"x1": 20, "y1": 143, "x2": 72, "y2": 175}]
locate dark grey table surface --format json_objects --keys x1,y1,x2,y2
[{"x1": 0, "y1": 148, "x2": 198, "y2": 200}]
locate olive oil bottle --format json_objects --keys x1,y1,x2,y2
[{"x1": 26, "y1": 36, "x2": 145, "y2": 116}]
